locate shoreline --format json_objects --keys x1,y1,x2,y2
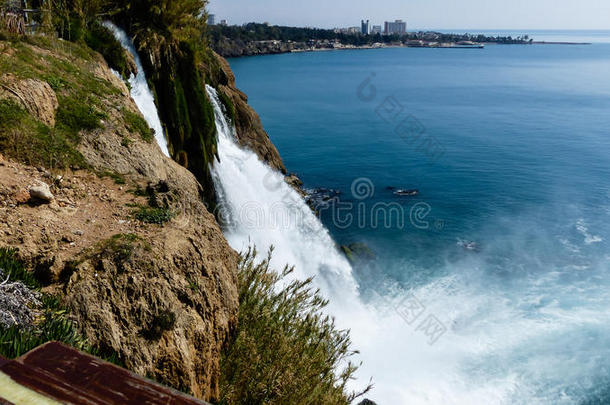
[{"x1": 224, "y1": 40, "x2": 592, "y2": 58}]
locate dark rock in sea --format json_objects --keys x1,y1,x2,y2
[
  {"x1": 393, "y1": 188, "x2": 419, "y2": 196},
  {"x1": 457, "y1": 239, "x2": 481, "y2": 252},
  {"x1": 386, "y1": 186, "x2": 396, "y2": 190},
  {"x1": 341, "y1": 243, "x2": 376, "y2": 264},
  {"x1": 358, "y1": 399, "x2": 378, "y2": 405},
  {"x1": 305, "y1": 187, "x2": 341, "y2": 209}
]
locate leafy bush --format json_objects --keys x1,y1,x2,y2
[
  {"x1": 123, "y1": 108, "x2": 154, "y2": 142},
  {"x1": 219, "y1": 248, "x2": 372, "y2": 405},
  {"x1": 0, "y1": 310, "x2": 89, "y2": 359}
]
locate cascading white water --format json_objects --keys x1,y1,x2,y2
[
  {"x1": 103, "y1": 22, "x2": 170, "y2": 157},
  {"x1": 206, "y1": 85, "x2": 361, "y2": 297},
  {"x1": 205, "y1": 84, "x2": 463, "y2": 403}
]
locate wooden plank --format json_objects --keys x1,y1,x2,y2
[{"x1": 0, "y1": 342, "x2": 211, "y2": 405}]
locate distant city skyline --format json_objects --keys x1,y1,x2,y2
[{"x1": 207, "y1": 0, "x2": 610, "y2": 30}]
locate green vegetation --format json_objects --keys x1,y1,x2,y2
[
  {"x1": 61, "y1": 233, "x2": 150, "y2": 281},
  {"x1": 0, "y1": 247, "x2": 40, "y2": 288},
  {"x1": 85, "y1": 21, "x2": 133, "y2": 80},
  {"x1": 0, "y1": 248, "x2": 121, "y2": 364},
  {"x1": 133, "y1": 205, "x2": 174, "y2": 224},
  {"x1": 219, "y1": 248, "x2": 371, "y2": 405},
  {"x1": 2, "y1": 0, "x2": 221, "y2": 204},
  {"x1": 56, "y1": 95, "x2": 106, "y2": 140},
  {"x1": 0, "y1": 305, "x2": 90, "y2": 359},
  {"x1": 0, "y1": 34, "x2": 119, "y2": 170},
  {"x1": 100, "y1": 233, "x2": 141, "y2": 264},
  {"x1": 123, "y1": 107, "x2": 154, "y2": 142},
  {"x1": 111, "y1": 0, "x2": 220, "y2": 203},
  {"x1": 209, "y1": 23, "x2": 533, "y2": 57},
  {"x1": 0, "y1": 99, "x2": 88, "y2": 169},
  {"x1": 217, "y1": 88, "x2": 235, "y2": 123}
]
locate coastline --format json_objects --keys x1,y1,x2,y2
[{"x1": 218, "y1": 39, "x2": 593, "y2": 58}]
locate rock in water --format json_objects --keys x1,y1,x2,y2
[{"x1": 29, "y1": 181, "x2": 54, "y2": 202}]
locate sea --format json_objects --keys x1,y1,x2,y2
[{"x1": 219, "y1": 30, "x2": 610, "y2": 404}]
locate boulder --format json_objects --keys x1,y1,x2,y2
[
  {"x1": 0, "y1": 74, "x2": 59, "y2": 127},
  {"x1": 29, "y1": 181, "x2": 54, "y2": 202}
]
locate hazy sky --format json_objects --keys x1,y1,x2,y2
[{"x1": 208, "y1": 0, "x2": 610, "y2": 30}]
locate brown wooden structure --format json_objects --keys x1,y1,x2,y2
[{"x1": 0, "y1": 342, "x2": 211, "y2": 404}]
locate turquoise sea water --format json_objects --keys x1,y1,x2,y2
[{"x1": 228, "y1": 31, "x2": 610, "y2": 404}]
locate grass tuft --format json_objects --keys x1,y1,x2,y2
[
  {"x1": 133, "y1": 206, "x2": 174, "y2": 225},
  {"x1": 123, "y1": 108, "x2": 154, "y2": 142},
  {"x1": 56, "y1": 95, "x2": 106, "y2": 140},
  {"x1": 0, "y1": 247, "x2": 39, "y2": 288}
]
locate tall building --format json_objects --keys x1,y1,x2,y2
[
  {"x1": 384, "y1": 19, "x2": 407, "y2": 35},
  {"x1": 361, "y1": 19, "x2": 369, "y2": 35},
  {"x1": 220, "y1": 19, "x2": 228, "y2": 26},
  {"x1": 371, "y1": 25, "x2": 382, "y2": 35},
  {"x1": 207, "y1": 14, "x2": 215, "y2": 25}
]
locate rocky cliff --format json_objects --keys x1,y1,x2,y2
[
  {"x1": 0, "y1": 35, "x2": 239, "y2": 401},
  {"x1": 214, "y1": 53, "x2": 286, "y2": 173}
]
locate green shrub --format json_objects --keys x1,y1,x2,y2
[
  {"x1": 123, "y1": 108, "x2": 154, "y2": 142},
  {"x1": 0, "y1": 306, "x2": 90, "y2": 359},
  {"x1": 219, "y1": 248, "x2": 372, "y2": 405},
  {"x1": 45, "y1": 75, "x2": 65, "y2": 91}
]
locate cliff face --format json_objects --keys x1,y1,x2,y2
[
  {"x1": 0, "y1": 36, "x2": 238, "y2": 401},
  {"x1": 214, "y1": 53, "x2": 286, "y2": 174}
]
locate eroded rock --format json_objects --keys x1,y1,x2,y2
[{"x1": 0, "y1": 74, "x2": 59, "y2": 126}]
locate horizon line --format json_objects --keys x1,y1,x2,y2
[{"x1": 208, "y1": 21, "x2": 610, "y2": 32}]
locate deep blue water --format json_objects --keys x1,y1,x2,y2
[{"x1": 228, "y1": 31, "x2": 610, "y2": 404}]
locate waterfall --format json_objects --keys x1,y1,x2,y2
[
  {"x1": 206, "y1": 84, "x2": 392, "y2": 396},
  {"x1": 103, "y1": 22, "x2": 170, "y2": 157},
  {"x1": 206, "y1": 85, "x2": 361, "y2": 297}
]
